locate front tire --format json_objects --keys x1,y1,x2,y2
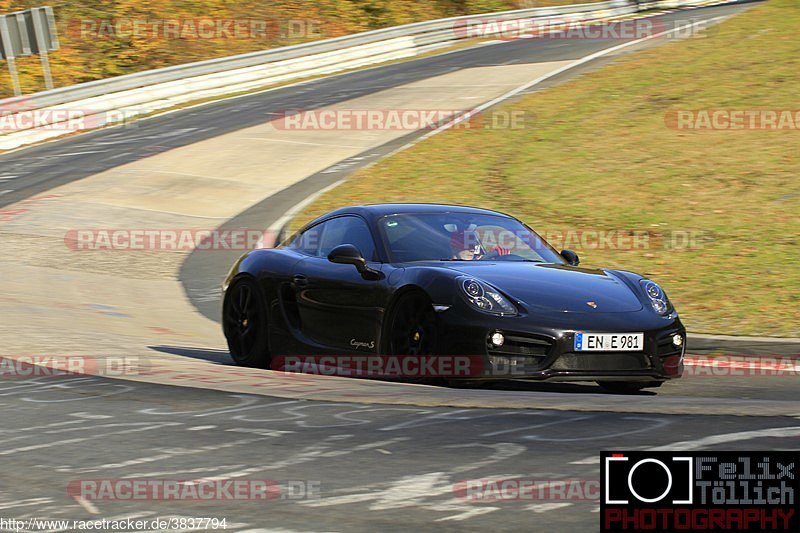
[
  {"x1": 223, "y1": 277, "x2": 270, "y2": 368},
  {"x1": 384, "y1": 291, "x2": 438, "y2": 356}
]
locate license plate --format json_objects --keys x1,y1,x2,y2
[{"x1": 574, "y1": 332, "x2": 644, "y2": 352}]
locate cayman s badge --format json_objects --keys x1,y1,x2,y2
[{"x1": 586, "y1": 301, "x2": 598, "y2": 309}]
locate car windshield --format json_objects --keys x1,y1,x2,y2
[{"x1": 378, "y1": 213, "x2": 564, "y2": 263}]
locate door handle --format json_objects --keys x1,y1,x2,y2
[{"x1": 292, "y1": 274, "x2": 309, "y2": 288}]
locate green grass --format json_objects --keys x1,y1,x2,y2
[{"x1": 296, "y1": 0, "x2": 800, "y2": 337}]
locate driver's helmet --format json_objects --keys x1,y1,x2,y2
[{"x1": 448, "y1": 225, "x2": 475, "y2": 254}]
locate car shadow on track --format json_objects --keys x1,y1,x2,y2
[
  {"x1": 458, "y1": 380, "x2": 658, "y2": 396},
  {"x1": 149, "y1": 345, "x2": 657, "y2": 395},
  {"x1": 149, "y1": 345, "x2": 234, "y2": 365}
]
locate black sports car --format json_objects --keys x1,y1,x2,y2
[{"x1": 222, "y1": 204, "x2": 685, "y2": 392}]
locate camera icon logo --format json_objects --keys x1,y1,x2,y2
[{"x1": 605, "y1": 454, "x2": 693, "y2": 505}]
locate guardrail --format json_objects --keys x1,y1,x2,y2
[{"x1": 0, "y1": 0, "x2": 729, "y2": 151}]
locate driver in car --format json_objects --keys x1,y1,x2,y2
[{"x1": 449, "y1": 227, "x2": 510, "y2": 260}]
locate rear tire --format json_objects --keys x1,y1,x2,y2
[
  {"x1": 223, "y1": 277, "x2": 270, "y2": 368},
  {"x1": 597, "y1": 381, "x2": 662, "y2": 394}
]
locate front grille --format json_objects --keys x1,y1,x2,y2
[{"x1": 550, "y1": 352, "x2": 651, "y2": 371}]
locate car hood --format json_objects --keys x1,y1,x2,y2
[{"x1": 436, "y1": 262, "x2": 643, "y2": 313}]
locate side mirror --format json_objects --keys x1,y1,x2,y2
[
  {"x1": 328, "y1": 244, "x2": 383, "y2": 280},
  {"x1": 560, "y1": 249, "x2": 580, "y2": 266},
  {"x1": 328, "y1": 244, "x2": 367, "y2": 272}
]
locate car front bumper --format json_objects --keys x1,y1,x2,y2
[{"x1": 433, "y1": 301, "x2": 686, "y2": 382}]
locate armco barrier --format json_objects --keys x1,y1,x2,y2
[{"x1": 0, "y1": 0, "x2": 729, "y2": 151}]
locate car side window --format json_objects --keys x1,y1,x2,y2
[{"x1": 316, "y1": 216, "x2": 378, "y2": 261}]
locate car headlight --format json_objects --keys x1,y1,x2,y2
[
  {"x1": 640, "y1": 279, "x2": 672, "y2": 316},
  {"x1": 458, "y1": 277, "x2": 518, "y2": 316}
]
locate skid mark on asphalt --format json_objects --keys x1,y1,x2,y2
[
  {"x1": 525, "y1": 502, "x2": 574, "y2": 513},
  {"x1": 650, "y1": 426, "x2": 800, "y2": 450},
  {"x1": 0, "y1": 377, "x2": 132, "y2": 401},
  {"x1": 298, "y1": 443, "x2": 533, "y2": 522},
  {"x1": 123, "y1": 465, "x2": 248, "y2": 478},
  {"x1": 0, "y1": 497, "x2": 54, "y2": 510},
  {"x1": 523, "y1": 416, "x2": 671, "y2": 442},
  {"x1": 285, "y1": 406, "x2": 432, "y2": 428},
  {"x1": 0, "y1": 420, "x2": 86, "y2": 444},
  {"x1": 570, "y1": 424, "x2": 800, "y2": 466},
  {"x1": 211, "y1": 436, "x2": 414, "y2": 480},
  {"x1": 231, "y1": 403, "x2": 397, "y2": 426},
  {"x1": 60, "y1": 437, "x2": 281, "y2": 474},
  {"x1": 0, "y1": 422, "x2": 182, "y2": 456},
  {"x1": 481, "y1": 413, "x2": 592, "y2": 436},
  {"x1": 137, "y1": 394, "x2": 264, "y2": 416}
]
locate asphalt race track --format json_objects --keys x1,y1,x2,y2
[
  {"x1": 1, "y1": 374, "x2": 798, "y2": 531},
  {"x1": 2, "y1": 1, "x2": 797, "y2": 531}
]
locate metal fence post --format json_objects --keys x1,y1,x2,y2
[
  {"x1": 31, "y1": 8, "x2": 54, "y2": 90},
  {"x1": 0, "y1": 16, "x2": 22, "y2": 96}
]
